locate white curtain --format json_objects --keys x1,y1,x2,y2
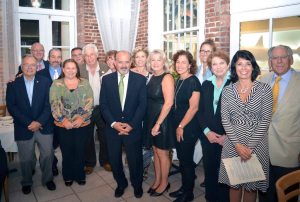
[{"x1": 93, "y1": 0, "x2": 141, "y2": 52}]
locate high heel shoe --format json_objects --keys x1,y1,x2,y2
[
  {"x1": 147, "y1": 186, "x2": 158, "y2": 195},
  {"x1": 150, "y1": 183, "x2": 170, "y2": 197}
]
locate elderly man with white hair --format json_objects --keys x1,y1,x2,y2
[{"x1": 80, "y1": 44, "x2": 111, "y2": 174}]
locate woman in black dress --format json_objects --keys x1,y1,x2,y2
[
  {"x1": 169, "y1": 50, "x2": 201, "y2": 202},
  {"x1": 198, "y1": 50, "x2": 231, "y2": 202},
  {"x1": 144, "y1": 49, "x2": 175, "y2": 196}
]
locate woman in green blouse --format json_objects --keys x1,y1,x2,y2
[{"x1": 50, "y1": 59, "x2": 93, "y2": 186}]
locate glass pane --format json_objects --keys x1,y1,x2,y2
[
  {"x1": 52, "y1": 21, "x2": 70, "y2": 46},
  {"x1": 191, "y1": 31, "x2": 198, "y2": 58},
  {"x1": 186, "y1": 0, "x2": 191, "y2": 28},
  {"x1": 273, "y1": 16, "x2": 300, "y2": 71},
  {"x1": 175, "y1": 0, "x2": 180, "y2": 30},
  {"x1": 240, "y1": 20, "x2": 269, "y2": 70},
  {"x1": 180, "y1": 0, "x2": 184, "y2": 29},
  {"x1": 179, "y1": 33, "x2": 185, "y2": 50},
  {"x1": 19, "y1": 0, "x2": 53, "y2": 9},
  {"x1": 164, "y1": 0, "x2": 168, "y2": 31},
  {"x1": 55, "y1": 0, "x2": 70, "y2": 10},
  {"x1": 20, "y1": 19, "x2": 39, "y2": 46},
  {"x1": 169, "y1": 0, "x2": 173, "y2": 31},
  {"x1": 192, "y1": 0, "x2": 198, "y2": 27}
]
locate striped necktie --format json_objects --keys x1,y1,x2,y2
[{"x1": 272, "y1": 76, "x2": 281, "y2": 114}]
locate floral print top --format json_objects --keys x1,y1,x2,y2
[{"x1": 50, "y1": 78, "x2": 94, "y2": 127}]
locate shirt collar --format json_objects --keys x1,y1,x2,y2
[
  {"x1": 23, "y1": 75, "x2": 35, "y2": 83},
  {"x1": 86, "y1": 63, "x2": 100, "y2": 73},
  {"x1": 273, "y1": 68, "x2": 292, "y2": 82}
]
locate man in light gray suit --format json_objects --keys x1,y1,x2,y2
[{"x1": 259, "y1": 45, "x2": 300, "y2": 202}]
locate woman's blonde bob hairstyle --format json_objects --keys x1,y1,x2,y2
[{"x1": 146, "y1": 49, "x2": 169, "y2": 73}]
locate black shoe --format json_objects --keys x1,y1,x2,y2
[
  {"x1": 46, "y1": 181, "x2": 56, "y2": 191},
  {"x1": 169, "y1": 187, "x2": 184, "y2": 198},
  {"x1": 22, "y1": 185, "x2": 31, "y2": 195},
  {"x1": 173, "y1": 193, "x2": 194, "y2": 202},
  {"x1": 134, "y1": 186, "x2": 143, "y2": 198},
  {"x1": 114, "y1": 184, "x2": 128, "y2": 197},
  {"x1": 65, "y1": 180, "x2": 73, "y2": 186},
  {"x1": 76, "y1": 180, "x2": 86, "y2": 185},
  {"x1": 147, "y1": 186, "x2": 157, "y2": 195},
  {"x1": 151, "y1": 183, "x2": 170, "y2": 197},
  {"x1": 200, "y1": 181, "x2": 205, "y2": 187},
  {"x1": 52, "y1": 166, "x2": 59, "y2": 176}
]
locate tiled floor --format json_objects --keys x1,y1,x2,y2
[{"x1": 3, "y1": 144, "x2": 206, "y2": 202}]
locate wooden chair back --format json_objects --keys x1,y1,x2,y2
[
  {"x1": 0, "y1": 105, "x2": 6, "y2": 117},
  {"x1": 276, "y1": 170, "x2": 300, "y2": 202}
]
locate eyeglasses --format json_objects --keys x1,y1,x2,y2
[
  {"x1": 200, "y1": 50, "x2": 212, "y2": 54},
  {"x1": 271, "y1": 55, "x2": 290, "y2": 60}
]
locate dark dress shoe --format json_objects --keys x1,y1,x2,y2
[
  {"x1": 46, "y1": 181, "x2": 56, "y2": 191},
  {"x1": 52, "y1": 166, "x2": 59, "y2": 176},
  {"x1": 134, "y1": 187, "x2": 143, "y2": 198},
  {"x1": 22, "y1": 186, "x2": 31, "y2": 194},
  {"x1": 114, "y1": 186, "x2": 127, "y2": 197},
  {"x1": 76, "y1": 180, "x2": 86, "y2": 185},
  {"x1": 151, "y1": 183, "x2": 170, "y2": 197},
  {"x1": 84, "y1": 166, "x2": 94, "y2": 175},
  {"x1": 169, "y1": 187, "x2": 184, "y2": 198},
  {"x1": 103, "y1": 163, "x2": 112, "y2": 172},
  {"x1": 65, "y1": 180, "x2": 73, "y2": 186},
  {"x1": 173, "y1": 193, "x2": 194, "y2": 202}
]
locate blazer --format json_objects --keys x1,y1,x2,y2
[
  {"x1": 6, "y1": 75, "x2": 53, "y2": 141},
  {"x1": 198, "y1": 79, "x2": 231, "y2": 136},
  {"x1": 100, "y1": 71, "x2": 147, "y2": 141},
  {"x1": 80, "y1": 62, "x2": 110, "y2": 79},
  {"x1": 16, "y1": 60, "x2": 49, "y2": 77},
  {"x1": 259, "y1": 68, "x2": 300, "y2": 168}
]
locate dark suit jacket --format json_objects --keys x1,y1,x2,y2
[
  {"x1": 198, "y1": 79, "x2": 231, "y2": 136},
  {"x1": 6, "y1": 75, "x2": 53, "y2": 141},
  {"x1": 37, "y1": 66, "x2": 53, "y2": 82},
  {"x1": 16, "y1": 60, "x2": 49, "y2": 76},
  {"x1": 100, "y1": 71, "x2": 147, "y2": 141}
]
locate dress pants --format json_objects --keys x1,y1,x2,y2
[
  {"x1": 84, "y1": 126, "x2": 96, "y2": 167},
  {"x1": 16, "y1": 131, "x2": 54, "y2": 186},
  {"x1": 106, "y1": 134, "x2": 143, "y2": 189},
  {"x1": 57, "y1": 124, "x2": 93, "y2": 181},
  {"x1": 201, "y1": 136, "x2": 229, "y2": 202},
  {"x1": 95, "y1": 115, "x2": 109, "y2": 166},
  {"x1": 52, "y1": 126, "x2": 59, "y2": 170},
  {"x1": 259, "y1": 164, "x2": 300, "y2": 202},
  {"x1": 175, "y1": 137, "x2": 197, "y2": 194}
]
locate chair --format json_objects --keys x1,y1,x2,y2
[
  {"x1": 0, "y1": 105, "x2": 6, "y2": 117},
  {"x1": 276, "y1": 170, "x2": 300, "y2": 202}
]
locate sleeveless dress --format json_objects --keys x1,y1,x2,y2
[{"x1": 143, "y1": 73, "x2": 175, "y2": 150}]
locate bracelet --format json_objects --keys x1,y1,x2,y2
[{"x1": 178, "y1": 124, "x2": 184, "y2": 129}]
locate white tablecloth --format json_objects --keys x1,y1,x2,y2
[{"x1": 0, "y1": 124, "x2": 18, "y2": 152}]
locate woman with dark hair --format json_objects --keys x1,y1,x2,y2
[
  {"x1": 219, "y1": 50, "x2": 272, "y2": 202},
  {"x1": 50, "y1": 59, "x2": 94, "y2": 186},
  {"x1": 198, "y1": 50, "x2": 231, "y2": 202},
  {"x1": 169, "y1": 50, "x2": 201, "y2": 202}
]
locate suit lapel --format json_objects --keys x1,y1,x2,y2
[
  {"x1": 124, "y1": 72, "x2": 133, "y2": 110},
  {"x1": 19, "y1": 77, "x2": 31, "y2": 107},
  {"x1": 112, "y1": 73, "x2": 123, "y2": 112},
  {"x1": 31, "y1": 77, "x2": 40, "y2": 107}
]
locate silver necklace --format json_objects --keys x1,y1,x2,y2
[{"x1": 174, "y1": 79, "x2": 185, "y2": 109}]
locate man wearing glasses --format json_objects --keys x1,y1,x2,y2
[{"x1": 259, "y1": 45, "x2": 300, "y2": 202}]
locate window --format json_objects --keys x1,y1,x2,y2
[
  {"x1": 163, "y1": 0, "x2": 199, "y2": 61},
  {"x1": 240, "y1": 17, "x2": 300, "y2": 71},
  {"x1": 19, "y1": 0, "x2": 70, "y2": 11}
]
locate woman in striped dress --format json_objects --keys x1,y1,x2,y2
[{"x1": 219, "y1": 50, "x2": 272, "y2": 202}]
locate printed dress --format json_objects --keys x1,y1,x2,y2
[{"x1": 218, "y1": 80, "x2": 272, "y2": 192}]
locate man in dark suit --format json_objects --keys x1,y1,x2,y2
[
  {"x1": 16, "y1": 42, "x2": 49, "y2": 76},
  {"x1": 100, "y1": 51, "x2": 147, "y2": 198},
  {"x1": 37, "y1": 48, "x2": 62, "y2": 176},
  {"x1": 6, "y1": 54, "x2": 56, "y2": 194}
]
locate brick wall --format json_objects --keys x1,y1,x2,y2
[
  {"x1": 77, "y1": 0, "x2": 149, "y2": 60},
  {"x1": 135, "y1": 0, "x2": 148, "y2": 49},
  {"x1": 77, "y1": 0, "x2": 106, "y2": 61},
  {"x1": 205, "y1": 0, "x2": 230, "y2": 53}
]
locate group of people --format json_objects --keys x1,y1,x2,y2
[{"x1": 4, "y1": 40, "x2": 300, "y2": 202}]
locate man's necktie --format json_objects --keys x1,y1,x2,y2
[
  {"x1": 119, "y1": 75, "x2": 125, "y2": 105},
  {"x1": 272, "y1": 76, "x2": 281, "y2": 114},
  {"x1": 53, "y1": 69, "x2": 59, "y2": 80}
]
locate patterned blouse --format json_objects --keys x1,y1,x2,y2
[{"x1": 50, "y1": 78, "x2": 94, "y2": 127}]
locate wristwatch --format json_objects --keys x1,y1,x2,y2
[{"x1": 178, "y1": 124, "x2": 184, "y2": 129}]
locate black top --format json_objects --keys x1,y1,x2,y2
[
  {"x1": 143, "y1": 73, "x2": 175, "y2": 149},
  {"x1": 173, "y1": 75, "x2": 201, "y2": 142}
]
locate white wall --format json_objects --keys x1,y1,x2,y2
[{"x1": 148, "y1": 0, "x2": 164, "y2": 51}]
